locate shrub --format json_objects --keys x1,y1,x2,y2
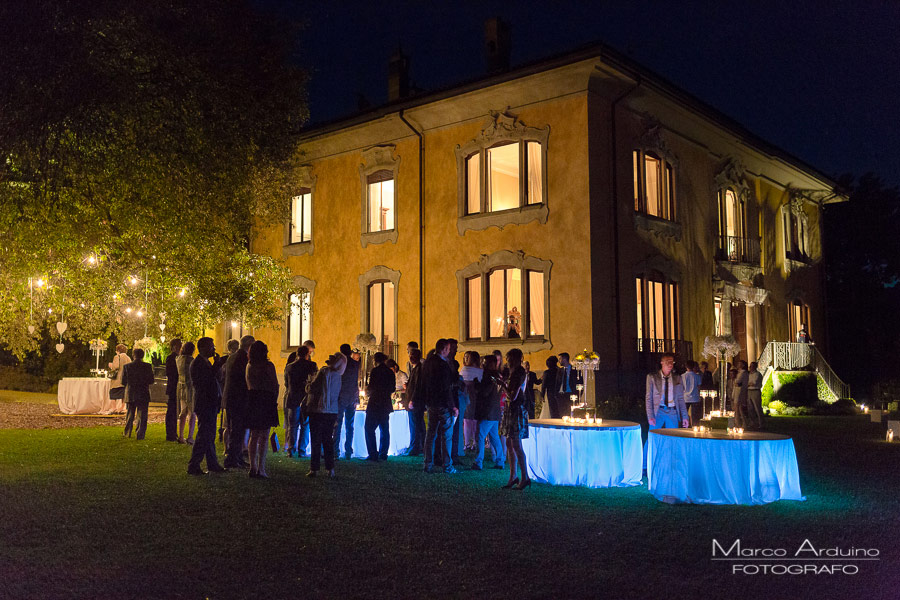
[
  {"x1": 0, "y1": 365, "x2": 56, "y2": 393},
  {"x1": 816, "y1": 375, "x2": 838, "y2": 403},
  {"x1": 775, "y1": 372, "x2": 817, "y2": 407},
  {"x1": 768, "y1": 400, "x2": 787, "y2": 415},
  {"x1": 761, "y1": 375, "x2": 774, "y2": 407}
]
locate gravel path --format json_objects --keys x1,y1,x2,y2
[{"x1": 0, "y1": 401, "x2": 167, "y2": 430}]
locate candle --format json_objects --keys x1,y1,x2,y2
[
  {"x1": 562, "y1": 416, "x2": 569, "y2": 423},
  {"x1": 692, "y1": 426, "x2": 699, "y2": 432},
  {"x1": 597, "y1": 418, "x2": 602, "y2": 425}
]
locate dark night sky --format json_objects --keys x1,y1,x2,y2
[{"x1": 287, "y1": 0, "x2": 900, "y2": 188}]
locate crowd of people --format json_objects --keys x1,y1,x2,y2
[{"x1": 113, "y1": 333, "x2": 610, "y2": 489}]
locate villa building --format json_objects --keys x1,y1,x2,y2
[{"x1": 244, "y1": 28, "x2": 845, "y2": 396}]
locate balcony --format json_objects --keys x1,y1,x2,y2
[{"x1": 716, "y1": 235, "x2": 760, "y2": 265}]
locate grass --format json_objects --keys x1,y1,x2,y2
[
  {"x1": 1, "y1": 416, "x2": 898, "y2": 599},
  {"x1": 0, "y1": 389, "x2": 59, "y2": 404}
]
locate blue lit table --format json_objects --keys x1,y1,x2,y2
[
  {"x1": 521, "y1": 419, "x2": 643, "y2": 488},
  {"x1": 306, "y1": 409, "x2": 411, "y2": 458},
  {"x1": 647, "y1": 428, "x2": 804, "y2": 505}
]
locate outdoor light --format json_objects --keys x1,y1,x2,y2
[
  {"x1": 179, "y1": 288, "x2": 186, "y2": 297},
  {"x1": 231, "y1": 321, "x2": 238, "y2": 327},
  {"x1": 86, "y1": 255, "x2": 96, "y2": 265},
  {"x1": 887, "y1": 430, "x2": 894, "y2": 443},
  {"x1": 36, "y1": 278, "x2": 45, "y2": 288},
  {"x1": 136, "y1": 309, "x2": 144, "y2": 318},
  {"x1": 80, "y1": 303, "x2": 85, "y2": 308},
  {"x1": 129, "y1": 276, "x2": 138, "y2": 285},
  {"x1": 125, "y1": 307, "x2": 133, "y2": 314},
  {"x1": 47, "y1": 308, "x2": 52, "y2": 314}
]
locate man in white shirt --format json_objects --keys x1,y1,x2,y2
[{"x1": 644, "y1": 353, "x2": 689, "y2": 430}]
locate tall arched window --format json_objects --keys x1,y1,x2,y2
[
  {"x1": 635, "y1": 271, "x2": 680, "y2": 351},
  {"x1": 633, "y1": 150, "x2": 675, "y2": 221}
]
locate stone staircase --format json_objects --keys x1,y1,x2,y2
[{"x1": 757, "y1": 341, "x2": 850, "y2": 400}]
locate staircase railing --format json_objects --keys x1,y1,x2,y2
[{"x1": 756, "y1": 341, "x2": 850, "y2": 400}]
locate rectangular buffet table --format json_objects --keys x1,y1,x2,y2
[{"x1": 306, "y1": 409, "x2": 411, "y2": 458}]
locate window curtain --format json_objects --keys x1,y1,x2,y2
[
  {"x1": 467, "y1": 277, "x2": 482, "y2": 339},
  {"x1": 489, "y1": 270, "x2": 505, "y2": 337},
  {"x1": 527, "y1": 142, "x2": 542, "y2": 205},
  {"x1": 528, "y1": 271, "x2": 544, "y2": 336}
]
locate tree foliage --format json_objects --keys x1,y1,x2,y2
[
  {"x1": 0, "y1": 1, "x2": 308, "y2": 356},
  {"x1": 824, "y1": 173, "x2": 900, "y2": 391}
]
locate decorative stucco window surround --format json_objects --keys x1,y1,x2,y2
[
  {"x1": 281, "y1": 274, "x2": 316, "y2": 358},
  {"x1": 454, "y1": 111, "x2": 550, "y2": 235},
  {"x1": 632, "y1": 120, "x2": 682, "y2": 241},
  {"x1": 358, "y1": 265, "x2": 400, "y2": 343},
  {"x1": 283, "y1": 165, "x2": 316, "y2": 257},
  {"x1": 359, "y1": 145, "x2": 400, "y2": 248},
  {"x1": 781, "y1": 191, "x2": 813, "y2": 272},
  {"x1": 456, "y1": 250, "x2": 552, "y2": 353}
]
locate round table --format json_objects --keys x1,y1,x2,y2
[
  {"x1": 521, "y1": 418, "x2": 643, "y2": 488},
  {"x1": 647, "y1": 428, "x2": 805, "y2": 505},
  {"x1": 305, "y1": 409, "x2": 411, "y2": 458},
  {"x1": 57, "y1": 377, "x2": 123, "y2": 415}
]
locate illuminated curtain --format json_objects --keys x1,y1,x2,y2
[
  {"x1": 467, "y1": 276, "x2": 482, "y2": 339},
  {"x1": 488, "y1": 143, "x2": 519, "y2": 212},
  {"x1": 489, "y1": 270, "x2": 505, "y2": 337},
  {"x1": 467, "y1": 154, "x2": 480, "y2": 214},
  {"x1": 528, "y1": 271, "x2": 544, "y2": 336},
  {"x1": 526, "y1": 141, "x2": 542, "y2": 205}
]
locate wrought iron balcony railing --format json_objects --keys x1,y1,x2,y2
[{"x1": 717, "y1": 235, "x2": 761, "y2": 265}]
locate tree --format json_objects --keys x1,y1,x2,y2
[
  {"x1": 0, "y1": 1, "x2": 308, "y2": 356},
  {"x1": 824, "y1": 173, "x2": 900, "y2": 393}
]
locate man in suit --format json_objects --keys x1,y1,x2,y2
[
  {"x1": 122, "y1": 348, "x2": 156, "y2": 440},
  {"x1": 187, "y1": 337, "x2": 227, "y2": 475},
  {"x1": 365, "y1": 352, "x2": 395, "y2": 461},
  {"x1": 333, "y1": 343, "x2": 360, "y2": 460},
  {"x1": 556, "y1": 352, "x2": 582, "y2": 415},
  {"x1": 406, "y1": 348, "x2": 425, "y2": 455},
  {"x1": 645, "y1": 352, "x2": 689, "y2": 430},
  {"x1": 422, "y1": 339, "x2": 459, "y2": 474},
  {"x1": 222, "y1": 335, "x2": 253, "y2": 468},
  {"x1": 164, "y1": 338, "x2": 182, "y2": 441}
]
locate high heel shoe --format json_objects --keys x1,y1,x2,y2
[
  {"x1": 501, "y1": 478, "x2": 519, "y2": 489},
  {"x1": 515, "y1": 478, "x2": 532, "y2": 490}
]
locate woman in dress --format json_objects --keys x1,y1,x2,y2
[
  {"x1": 245, "y1": 340, "x2": 280, "y2": 479},
  {"x1": 176, "y1": 341, "x2": 195, "y2": 444},
  {"x1": 459, "y1": 351, "x2": 482, "y2": 452},
  {"x1": 499, "y1": 348, "x2": 531, "y2": 490}
]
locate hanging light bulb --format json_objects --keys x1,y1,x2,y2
[
  {"x1": 125, "y1": 307, "x2": 133, "y2": 314},
  {"x1": 129, "y1": 276, "x2": 138, "y2": 285}
]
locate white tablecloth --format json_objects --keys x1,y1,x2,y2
[
  {"x1": 521, "y1": 418, "x2": 643, "y2": 488},
  {"x1": 306, "y1": 410, "x2": 411, "y2": 458},
  {"x1": 57, "y1": 377, "x2": 123, "y2": 415},
  {"x1": 647, "y1": 429, "x2": 805, "y2": 505}
]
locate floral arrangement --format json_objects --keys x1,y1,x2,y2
[
  {"x1": 572, "y1": 349, "x2": 600, "y2": 370},
  {"x1": 702, "y1": 335, "x2": 742, "y2": 360},
  {"x1": 134, "y1": 336, "x2": 157, "y2": 352},
  {"x1": 89, "y1": 338, "x2": 108, "y2": 352},
  {"x1": 355, "y1": 333, "x2": 378, "y2": 352}
]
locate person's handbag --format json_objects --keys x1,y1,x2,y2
[
  {"x1": 109, "y1": 386, "x2": 126, "y2": 400},
  {"x1": 270, "y1": 431, "x2": 280, "y2": 452}
]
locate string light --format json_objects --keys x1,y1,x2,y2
[
  {"x1": 125, "y1": 307, "x2": 133, "y2": 314},
  {"x1": 129, "y1": 276, "x2": 138, "y2": 285}
]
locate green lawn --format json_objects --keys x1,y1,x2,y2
[
  {"x1": 0, "y1": 416, "x2": 897, "y2": 599},
  {"x1": 0, "y1": 390, "x2": 58, "y2": 404}
]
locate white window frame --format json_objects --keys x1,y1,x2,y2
[{"x1": 456, "y1": 250, "x2": 551, "y2": 352}]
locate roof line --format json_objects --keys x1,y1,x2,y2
[{"x1": 298, "y1": 39, "x2": 843, "y2": 192}]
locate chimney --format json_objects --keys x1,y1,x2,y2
[
  {"x1": 388, "y1": 48, "x2": 410, "y2": 102},
  {"x1": 484, "y1": 17, "x2": 510, "y2": 74}
]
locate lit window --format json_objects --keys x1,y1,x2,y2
[
  {"x1": 290, "y1": 190, "x2": 312, "y2": 243},
  {"x1": 288, "y1": 292, "x2": 310, "y2": 348},
  {"x1": 458, "y1": 251, "x2": 550, "y2": 345},
  {"x1": 633, "y1": 150, "x2": 675, "y2": 221},
  {"x1": 636, "y1": 275, "x2": 679, "y2": 341},
  {"x1": 789, "y1": 301, "x2": 810, "y2": 341},
  {"x1": 367, "y1": 171, "x2": 395, "y2": 233},
  {"x1": 368, "y1": 281, "x2": 395, "y2": 346},
  {"x1": 467, "y1": 276, "x2": 482, "y2": 339},
  {"x1": 465, "y1": 140, "x2": 544, "y2": 215}
]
